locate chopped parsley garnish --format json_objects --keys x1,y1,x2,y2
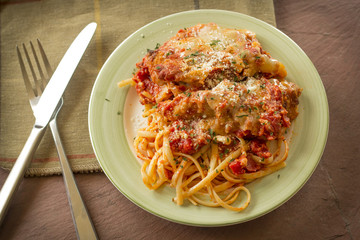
[
  {"x1": 155, "y1": 43, "x2": 160, "y2": 49},
  {"x1": 105, "y1": 98, "x2": 110, "y2": 102},
  {"x1": 255, "y1": 56, "x2": 261, "y2": 59},
  {"x1": 209, "y1": 128, "x2": 215, "y2": 137},
  {"x1": 240, "y1": 52, "x2": 246, "y2": 59},
  {"x1": 190, "y1": 51, "x2": 200, "y2": 57},
  {"x1": 236, "y1": 115, "x2": 248, "y2": 118},
  {"x1": 184, "y1": 51, "x2": 201, "y2": 59},
  {"x1": 210, "y1": 39, "x2": 221, "y2": 47}
]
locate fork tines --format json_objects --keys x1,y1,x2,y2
[{"x1": 16, "y1": 40, "x2": 52, "y2": 99}]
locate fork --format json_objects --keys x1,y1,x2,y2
[{"x1": 17, "y1": 40, "x2": 98, "y2": 240}]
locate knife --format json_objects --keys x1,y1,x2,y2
[{"x1": 0, "y1": 22, "x2": 97, "y2": 224}]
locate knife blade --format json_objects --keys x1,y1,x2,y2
[
  {"x1": 35, "y1": 22, "x2": 97, "y2": 126},
  {"x1": 0, "y1": 22, "x2": 97, "y2": 224}
]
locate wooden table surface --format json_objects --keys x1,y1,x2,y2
[{"x1": 1, "y1": 0, "x2": 359, "y2": 239}]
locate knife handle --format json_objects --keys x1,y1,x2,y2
[
  {"x1": 0, "y1": 125, "x2": 46, "y2": 224},
  {"x1": 49, "y1": 119, "x2": 98, "y2": 240}
]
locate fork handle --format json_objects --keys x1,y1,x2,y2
[
  {"x1": 0, "y1": 125, "x2": 46, "y2": 224},
  {"x1": 49, "y1": 119, "x2": 98, "y2": 240}
]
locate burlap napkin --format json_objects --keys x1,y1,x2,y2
[{"x1": 0, "y1": 0, "x2": 276, "y2": 176}]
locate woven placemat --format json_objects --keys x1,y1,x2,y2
[{"x1": 0, "y1": 0, "x2": 275, "y2": 176}]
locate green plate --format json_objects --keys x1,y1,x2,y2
[{"x1": 88, "y1": 10, "x2": 328, "y2": 226}]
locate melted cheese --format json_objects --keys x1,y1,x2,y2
[{"x1": 144, "y1": 23, "x2": 287, "y2": 91}]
